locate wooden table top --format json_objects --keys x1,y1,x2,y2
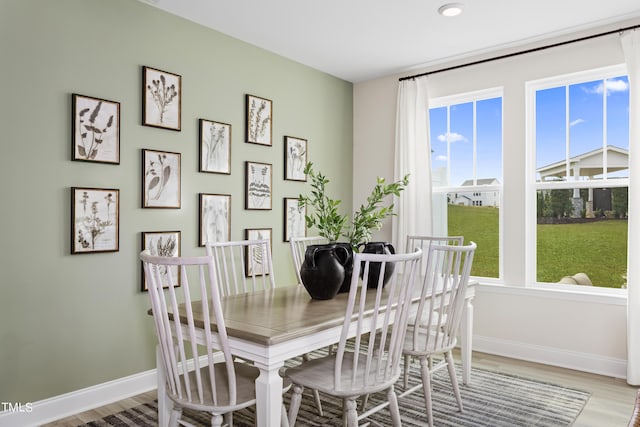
[
  {"x1": 160, "y1": 281, "x2": 475, "y2": 347},
  {"x1": 189, "y1": 285, "x2": 358, "y2": 346}
]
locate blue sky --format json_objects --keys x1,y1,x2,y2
[
  {"x1": 430, "y1": 97, "x2": 503, "y2": 187},
  {"x1": 429, "y1": 76, "x2": 629, "y2": 187},
  {"x1": 535, "y1": 76, "x2": 629, "y2": 177}
]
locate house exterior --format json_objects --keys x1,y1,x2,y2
[{"x1": 452, "y1": 178, "x2": 501, "y2": 207}]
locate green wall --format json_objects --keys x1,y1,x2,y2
[{"x1": 0, "y1": 0, "x2": 353, "y2": 402}]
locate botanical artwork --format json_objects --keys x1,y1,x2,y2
[
  {"x1": 199, "y1": 193, "x2": 231, "y2": 246},
  {"x1": 284, "y1": 136, "x2": 307, "y2": 181},
  {"x1": 199, "y1": 119, "x2": 231, "y2": 174},
  {"x1": 141, "y1": 231, "x2": 181, "y2": 291},
  {"x1": 142, "y1": 149, "x2": 181, "y2": 208},
  {"x1": 245, "y1": 94, "x2": 272, "y2": 146},
  {"x1": 245, "y1": 228, "x2": 272, "y2": 276},
  {"x1": 284, "y1": 198, "x2": 306, "y2": 242},
  {"x1": 245, "y1": 161, "x2": 272, "y2": 210},
  {"x1": 143, "y1": 66, "x2": 181, "y2": 131},
  {"x1": 72, "y1": 94, "x2": 120, "y2": 164},
  {"x1": 71, "y1": 187, "x2": 119, "y2": 254}
]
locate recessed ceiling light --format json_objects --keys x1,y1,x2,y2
[{"x1": 438, "y1": 3, "x2": 464, "y2": 17}]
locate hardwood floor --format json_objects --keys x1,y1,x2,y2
[{"x1": 44, "y1": 351, "x2": 638, "y2": 426}]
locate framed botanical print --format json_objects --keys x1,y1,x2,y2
[
  {"x1": 245, "y1": 161, "x2": 272, "y2": 210},
  {"x1": 142, "y1": 149, "x2": 181, "y2": 208},
  {"x1": 284, "y1": 136, "x2": 307, "y2": 181},
  {"x1": 199, "y1": 119, "x2": 231, "y2": 174},
  {"x1": 142, "y1": 66, "x2": 181, "y2": 131},
  {"x1": 283, "y1": 198, "x2": 306, "y2": 242},
  {"x1": 199, "y1": 193, "x2": 231, "y2": 246},
  {"x1": 72, "y1": 93, "x2": 120, "y2": 164},
  {"x1": 71, "y1": 187, "x2": 119, "y2": 254},
  {"x1": 245, "y1": 94, "x2": 272, "y2": 146},
  {"x1": 244, "y1": 228, "x2": 272, "y2": 277},
  {"x1": 141, "y1": 231, "x2": 181, "y2": 291}
]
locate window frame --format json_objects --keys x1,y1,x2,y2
[
  {"x1": 429, "y1": 86, "x2": 504, "y2": 282},
  {"x1": 525, "y1": 64, "x2": 629, "y2": 294}
]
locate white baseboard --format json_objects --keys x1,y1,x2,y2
[
  {"x1": 0, "y1": 369, "x2": 157, "y2": 427},
  {"x1": 473, "y1": 334, "x2": 628, "y2": 379},
  {"x1": 0, "y1": 354, "x2": 217, "y2": 427}
]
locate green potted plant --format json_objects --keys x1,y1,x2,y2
[{"x1": 298, "y1": 162, "x2": 408, "y2": 298}]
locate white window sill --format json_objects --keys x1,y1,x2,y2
[{"x1": 474, "y1": 279, "x2": 627, "y2": 306}]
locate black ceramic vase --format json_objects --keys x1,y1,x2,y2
[
  {"x1": 359, "y1": 242, "x2": 396, "y2": 288},
  {"x1": 335, "y1": 242, "x2": 354, "y2": 294},
  {"x1": 300, "y1": 244, "x2": 351, "y2": 300}
]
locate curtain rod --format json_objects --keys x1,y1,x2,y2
[{"x1": 399, "y1": 23, "x2": 640, "y2": 81}]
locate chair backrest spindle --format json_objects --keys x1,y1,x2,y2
[
  {"x1": 205, "y1": 239, "x2": 275, "y2": 296},
  {"x1": 333, "y1": 249, "x2": 422, "y2": 393}
]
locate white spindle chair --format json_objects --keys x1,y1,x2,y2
[
  {"x1": 402, "y1": 235, "x2": 464, "y2": 387},
  {"x1": 285, "y1": 248, "x2": 423, "y2": 427},
  {"x1": 289, "y1": 235, "x2": 329, "y2": 285},
  {"x1": 400, "y1": 242, "x2": 476, "y2": 427},
  {"x1": 288, "y1": 235, "x2": 331, "y2": 416},
  {"x1": 140, "y1": 250, "x2": 291, "y2": 427},
  {"x1": 205, "y1": 239, "x2": 275, "y2": 297}
]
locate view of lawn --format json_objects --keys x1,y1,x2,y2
[{"x1": 447, "y1": 204, "x2": 628, "y2": 288}]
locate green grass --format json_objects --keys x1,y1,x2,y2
[{"x1": 447, "y1": 204, "x2": 628, "y2": 288}]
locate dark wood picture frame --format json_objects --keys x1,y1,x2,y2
[
  {"x1": 72, "y1": 93, "x2": 120, "y2": 164},
  {"x1": 71, "y1": 187, "x2": 119, "y2": 254},
  {"x1": 245, "y1": 161, "x2": 272, "y2": 210},
  {"x1": 199, "y1": 193, "x2": 231, "y2": 246},
  {"x1": 142, "y1": 66, "x2": 181, "y2": 131},
  {"x1": 199, "y1": 119, "x2": 231, "y2": 174},
  {"x1": 141, "y1": 231, "x2": 181, "y2": 291},
  {"x1": 284, "y1": 198, "x2": 306, "y2": 242},
  {"x1": 244, "y1": 228, "x2": 272, "y2": 277},
  {"x1": 142, "y1": 149, "x2": 181, "y2": 209},
  {"x1": 284, "y1": 136, "x2": 307, "y2": 181},
  {"x1": 245, "y1": 94, "x2": 272, "y2": 146}
]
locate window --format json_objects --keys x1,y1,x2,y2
[
  {"x1": 527, "y1": 65, "x2": 629, "y2": 289},
  {"x1": 429, "y1": 88, "x2": 503, "y2": 279}
]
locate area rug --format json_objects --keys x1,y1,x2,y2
[{"x1": 82, "y1": 361, "x2": 590, "y2": 427}]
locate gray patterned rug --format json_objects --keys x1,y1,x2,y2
[{"x1": 82, "y1": 360, "x2": 590, "y2": 426}]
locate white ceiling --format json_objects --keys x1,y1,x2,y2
[{"x1": 141, "y1": 0, "x2": 640, "y2": 83}]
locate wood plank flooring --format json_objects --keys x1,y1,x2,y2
[{"x1": 44, "y1": 351, "x2": 638, "y2": 426}]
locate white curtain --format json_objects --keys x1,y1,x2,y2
[
  {"x1": 392, "y1": 77, "x2": 432, "y2": 252},
  {"x1": 621, "y1": 29, "x2": 640, "y2": 385}
]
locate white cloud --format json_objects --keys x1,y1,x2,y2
[
  {"x1": 570, "y1": 118, "x2": 585, "y2": 127},
  {"x1": 436, "y1": 155, "x2": 447, "y2": 162},
  {"x1": 437, "y1": 132, "x2": 466, "y2": 143},
  {"x1": 586, "y1": 78, "x2": 629, "y2": 95}
]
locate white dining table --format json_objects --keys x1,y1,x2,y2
[{"x1": 155, "y1": 281, "x2": 476, "y2": 427}]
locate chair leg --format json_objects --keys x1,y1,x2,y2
[
  {"x1": 344, "y1": 398, "x2": 359, "y2": 427},
  {"x1": 445, "y1": 350, "x2": 464, "y2": 412},
  {"x1": 210, "y1": 413, "x2": 224, "y2": 427},
  {"x1": 301, "y1": 353, "x2": 324, "y2": 416},
  {"x1": 403, "y1": 354, "x2": 411, "y2": 388},
  {"x1": 312, "y1": 389, "x2": 324, "y2": 416},
  {"x1": 169, "y1": 408, "x2": 182, "y2": 427},
  {"x1": 223, "y1": 412, "x2": 233, "y2": 426},
  {"x1": 419, "y1": 357, "x2": 434, "y2": 427},
  {"x1": 281, "y1": 404, "x2": 290, "y2": 427},
  {"x1": 387, "y1": 386, "x2": 402, "y2": 427},
  {"x1": 288, "y1": 384, "x2": 304, "y2": 427}
]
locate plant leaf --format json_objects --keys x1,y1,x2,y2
[{"x1": 148, "y1": 176, "x2": 160, "y2": 190}]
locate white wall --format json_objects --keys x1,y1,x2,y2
[{"x1": 353, "y1": 28, "x2": 636, "y2": 378}]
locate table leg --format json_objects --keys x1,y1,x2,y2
[
  {"x1": 253, "y1": 361, "x2": 285, "y2": 427},
  {"x1": 460, "y1": 298, "x2": 474, "y2": 385},
  {"x1": 156, "y1": 346, "x2": 171, "y2": 427}
]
